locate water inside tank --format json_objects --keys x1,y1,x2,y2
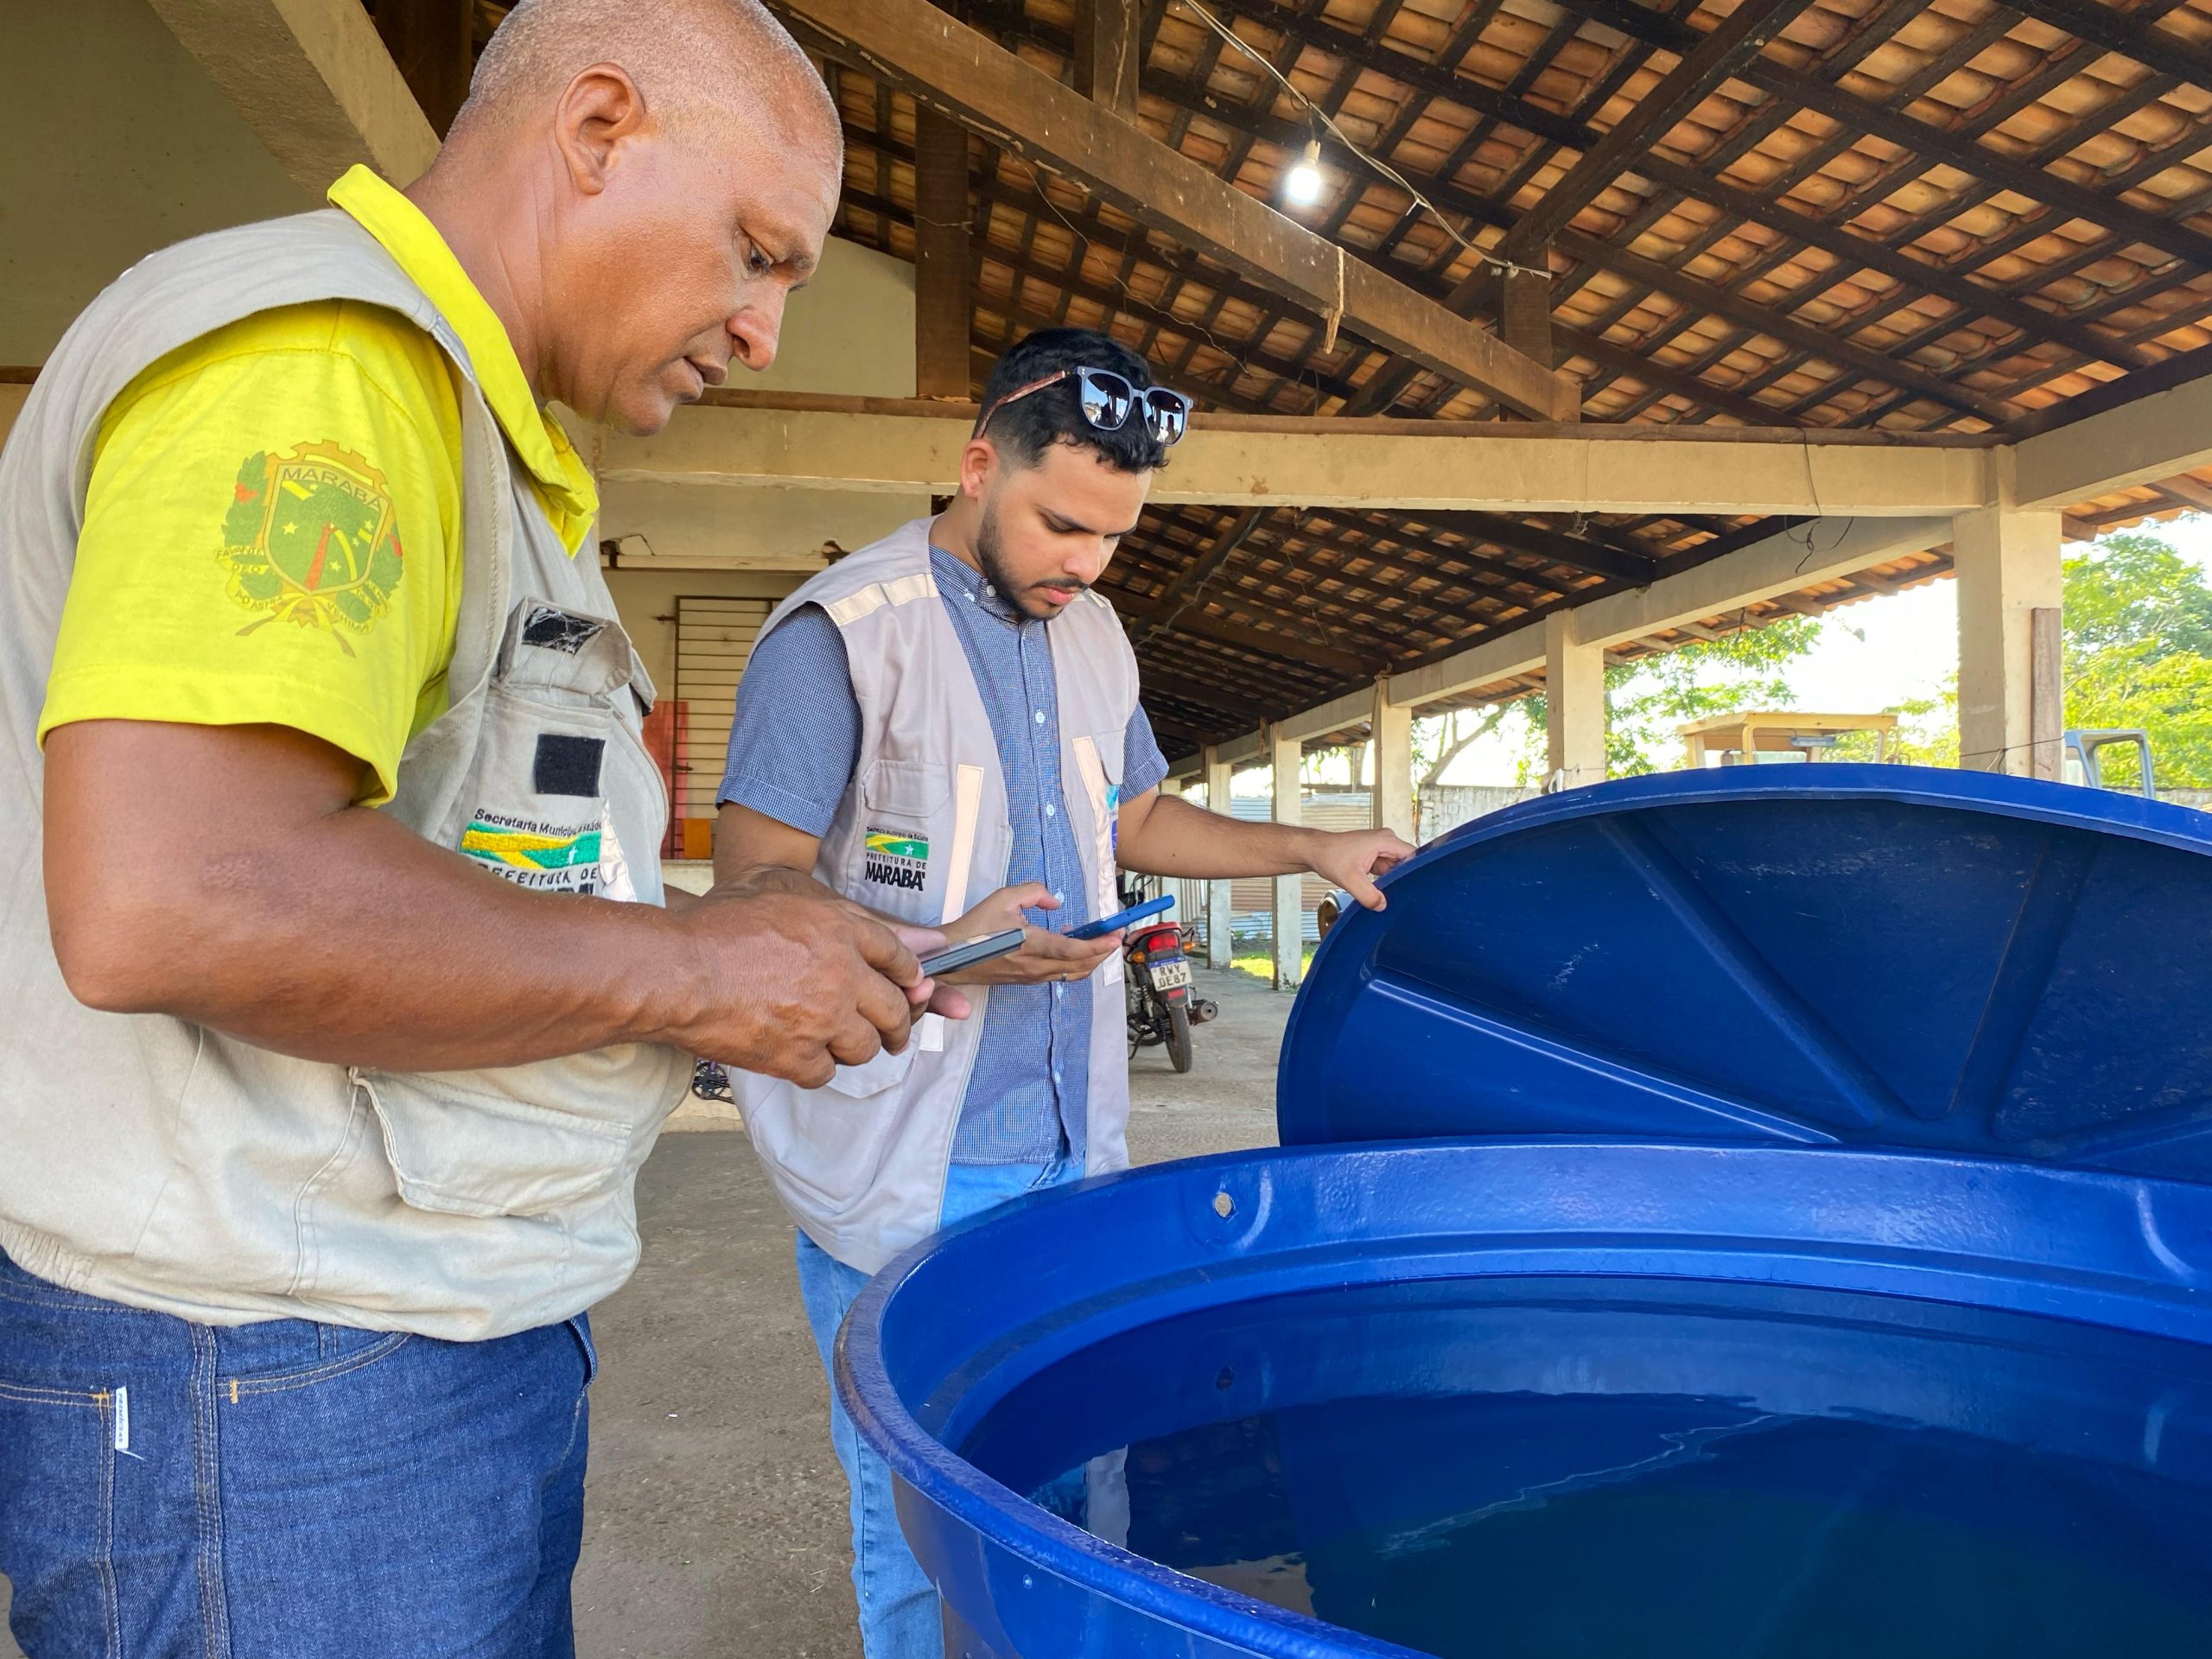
[{"x1": 958, "y1": 1276, "x2": 2212, "y2": 1659}]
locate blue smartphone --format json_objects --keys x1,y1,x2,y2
[{"x1": 1067, "y1": 893, "x2": 1173, "y2": 940}]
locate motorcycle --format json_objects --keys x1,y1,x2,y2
[{"x1": 1123, "y1": 892, "x2": 1217, "y2": 1072}]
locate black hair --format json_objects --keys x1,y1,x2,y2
[{"x1": 976, "y1": 327, "x2": 1170, "y2": 474}]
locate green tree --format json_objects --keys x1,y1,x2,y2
[
  {"x1": 2064, "y1": 532, "x2": 2212, "y2": 660},
  {"x1": 2063, "y1": 532, "x2": 2212, "y2": 787},
  {"x1": 1516, "y1": 615, "x2": 1826, "y2": 779},
  {"x1": 2069, "y1": 639, "x2": 2212, "y2": 785},
  {"x1": 1883, "y1": 681, "x2": 1960, "y2": 768}
]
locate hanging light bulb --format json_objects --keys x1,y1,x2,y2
[{"x1": 1284, "y1": 137, "x2": 1325, "y2": 207}]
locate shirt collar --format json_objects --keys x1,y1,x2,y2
[
  {"x1": 930, "y1": 542, "x2": 1033, "y2": 628},
  {"x1": 327, "y1": 166, "x2": 597, "y2": 552}
]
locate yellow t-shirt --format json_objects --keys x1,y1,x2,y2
[{"x1": 38, "y1": 166, "x2": 599, "y2": 806}]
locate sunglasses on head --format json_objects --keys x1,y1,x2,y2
[{"x1": 974, "y1": 366, "x2": 1192, "y2": 448}]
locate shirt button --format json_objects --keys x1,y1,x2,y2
[
  {"x1": 1053, "y1": 982, "x2": 1065, "y2": 999},
  {"x1": 1053, "y1": 891, "x2": 1065, "y2": 905},
  {"x1": 1033, "y1": 710, "x2": 1046, "y2": 725},
  {"x1": 1044, "y1": 803, "x2": 1056, "y2": 818}
]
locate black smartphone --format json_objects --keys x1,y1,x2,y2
[
  {"x1": 1066, "y1": 893, "x2": 1174, "y2": 940},
  {"x1": 918, "y1": 927, "x2": 1027, "y2": 977}
]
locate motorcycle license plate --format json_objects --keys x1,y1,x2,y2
[{"x1": 1151, "y1": 959, "x2": 1192, "y2": 991}]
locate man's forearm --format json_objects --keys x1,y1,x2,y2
[
  {"x1": 1116, "y1": 794, "x2": 1318, "y2": 878},
  {"x1": 56, "y1": 798, "x2": 701, "y2": 1071},
  {"x1": 48, "y1": 722, "x2": 935, "y2": 1084}
]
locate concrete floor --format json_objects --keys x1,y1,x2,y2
[
  {"x1": 571, "y1": 964, "x2": 1287, "y2": 1657},
  {"x1": 0, "y1": 964, "x2": 1287, "y2": 1659}
]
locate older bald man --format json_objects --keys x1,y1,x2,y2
[{"x1": 0, "y1": 3, "x2": 935, "y2": 1653}]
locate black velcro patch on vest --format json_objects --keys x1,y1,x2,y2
[
  {"x1": 522, "y1": 607, "x2": 607, "y2": 654},
  {"x1": 533, "y1": 734, "x2": 606, "y2": 798}
]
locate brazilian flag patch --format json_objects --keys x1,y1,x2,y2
[
  {"x1": 863, "y1": 829, "x2": 930, "y2": 892},
  {"x1": 461, "y1": 811, "x2": 603, "y2": 893}
]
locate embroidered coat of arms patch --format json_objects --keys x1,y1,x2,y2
[{"x1": 219, "y1": 440, "x2": 404, "y2": 655}]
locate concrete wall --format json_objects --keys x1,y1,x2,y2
[
  {"x1": 597, "y1": 236, "x2": 930, "y2": 573},
  {"x1": 0, "y1": 0, "x2": 308, "y2": 365},
  {"x1": 8, "y1": 0, "x2": 923, "y2": 611},
  {"x1": 601, "y1": 565, "x2": 804, "y2": 696}
]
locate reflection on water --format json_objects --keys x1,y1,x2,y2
[{"x1": 961, "y1": 1278, "x2": 2212, "y2": 1659}]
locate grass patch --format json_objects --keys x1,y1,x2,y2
[{"x1": 1230, "y1": 948, "x2": 1318, "y2": 982}]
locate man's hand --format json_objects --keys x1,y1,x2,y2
[
  {"x1": 667, "y1": 889, "x2": 940, "y2": 1088},
  {"x1": 702, "y1": 864, "x2": 974, "y2": 1023},
  {"x1": 1304, "y1": 826, "x2": 1415, "y2": 910},
  {"x1": 938, "y1": 881, "x2": 1122, "y2": 987}
]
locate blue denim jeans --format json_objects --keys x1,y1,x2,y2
[
  {"x1": 796, "y1": 1151, "x2": 1083, "y2": 1659},
  {"x1": 0, "y1": 1249, "x2": 594, "y2": 1659}
]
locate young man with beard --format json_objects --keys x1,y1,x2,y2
[{"x1": 714, "y1": 326, "x2": 1414, "y2": 1656}]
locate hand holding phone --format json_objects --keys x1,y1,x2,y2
[
  {"x1": 918, "y1": 928, "x2": 1027, "y2": 977},
  {"x1": 1066, "y1": 893, "x2": 1173, "y2": 941}
]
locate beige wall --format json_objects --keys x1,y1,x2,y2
[
  {"x1": 746, "y1": 233, "x2": 919, "y2": 399},
  {"x1": 599, "y1": 235, "x2": 930, "y2": 573},
  {"x1": 0, "y1": 0, "x2": 308, "y2": 365},
  {"x1": 7, "y1": 0, "x2": 924, "y2": 578},
  {"x1": 601, "y1": 565, "x2": 805, "y2": 696}
]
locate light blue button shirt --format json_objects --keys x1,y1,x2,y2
[{"x1": 719, "y1": 545, "x2": 1169, "y2": 1163}]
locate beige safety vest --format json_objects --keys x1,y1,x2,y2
[
  {"x1": 0, "y1": 208, "x2": 687, "y2": 1341},
  {"x1": 736, "y1": 519, "x2": 1137, "y2": 1273}
]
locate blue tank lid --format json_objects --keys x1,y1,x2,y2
[{"x1": 1279, "y1": 766, "x2": 2212, "y2": 1184}]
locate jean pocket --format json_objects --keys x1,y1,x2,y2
[
  {"x1": 0, "y1": 1382, "x2": 121, "y2": 1659},
  {"x1": 567, "y1": 1315, "x2": 597, "y2": 1390},
  {"x1": 227, "y1": 1330, "x2": 415, "y2": 1399}
]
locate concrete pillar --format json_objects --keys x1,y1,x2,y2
[
  {"x1": 1955, "y1": 506, "x2": 2063, "y2": 778},
  {"x1": 1203, "y1": 746, "x2": 1234, "y2": 970},
  {"x1": 1269, "y1": 726, "x2": 1304, "y2": 989},
  {"x1": 1371, "y1": 677, "x2": 1416, "y2": 842},
  {"x1": 1544, "y1": 611, "x2": 1606, "y2": 789}
]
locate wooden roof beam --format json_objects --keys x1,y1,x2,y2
[
  {"x1": 371, "y1": 0, "x2": 473, "y2": 137},
  {"x1": 1114, "y1": 594, "x2": 1386, "y2": 677},
  {"x1": 1539, "y1": 0, "x2": 2212, "y2": 273},
  {"x1": 951, "y1": 6, "x2": 2051, "y2": 429},
  {"x1": 1135, "y1": 666, "x2": 1277, "y2": 724},
  {"x1": 912, "y1": 115, "x2": 972, "y2": 398},
  {"x1": 772, "y1": 0, "x2": 1580, "y2": 419},
  {"x1": 600, "y1": 391, "x2": 1996, "y2": 515},
  {"x1": 1127, "y1": 507, "x2": 1268, "y2": 646},
  {"x1": 1553, "y1": 229, "x2": 2013, "y2": 425},
  {"x1": 1739, "y1": 62, "x2": 2212, "y2": 277},
  {"x1": 1506, "y1": 0, "x2": 1815, "y2": 258},
  {"x1": 146, "y1": 0, "x2": 439, "y2": 193},
  {"x1": 1072, "y1": 0, "x2": 1142, "y2": 121},
  {"x1": 1630, "y1": 156, "x2": 2154, "y2": 374},
  {"x1": 2001, "y1": 0, "x2": 2212, "y2": 90},
  {"x1": 1202, "y1": 0, "x2": 1597, "y2": 151},
  {"x1": 1408, "y1": 512, "x2": 1659, "y2": 585}
]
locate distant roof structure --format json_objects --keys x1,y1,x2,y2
[{"x1": 443, "y1": 0, "x2": 2212, "y2": 753}]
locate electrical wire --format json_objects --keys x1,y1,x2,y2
[
  {"x1": 1173, "y1": 0, "x2": 1544, "y2": 281},
  {"x1": 1791, "y1": 424, "x2": 1854, "y2": 569}
]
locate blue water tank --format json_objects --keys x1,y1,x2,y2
[{"x1": 841, "y1": 768, "x2": 2212, "y2": 1659}]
